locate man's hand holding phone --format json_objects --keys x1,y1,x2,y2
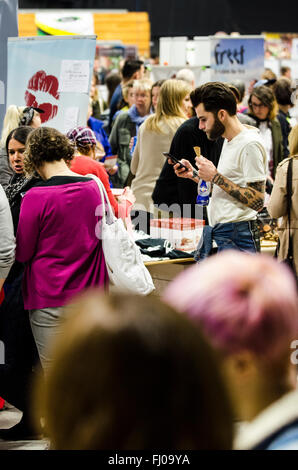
[
  {"x1": 163, "y1": 152, "x2": 199, "y2": 181},
  {"x1": 173, "y1": 158, "x2": 196, "y2": 180}
]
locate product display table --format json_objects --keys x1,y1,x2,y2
[
  {"x1": 144, "y1": 240, "x2": 277, "y2": 296},
  {"x1": 144, "y1": 258, "x2": 195, "y2": 296}
]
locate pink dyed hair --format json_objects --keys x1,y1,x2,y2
[{"x1": 163, "y1": 252, "x2": 298, "y2": 364}]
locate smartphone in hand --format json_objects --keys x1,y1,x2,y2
[{"x1": 163, "y1": 152, "x2": 198, "y2": 177}]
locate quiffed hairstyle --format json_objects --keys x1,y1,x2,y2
[
  {"x1": 190, "y1": 82, "x2": 237, "y2": 116},
  {"x1": 34, "y1": 291, "x2": 234, "y2": 450},
  {"x1": 24, "y1": 127, "x2": 74, "y2": 175},
  {"x1": 164, "y1": 252, "x2": 298, "y2": 373},
  {"x1": 248, "y1": 85, "x2": 279, "y2": 120}
]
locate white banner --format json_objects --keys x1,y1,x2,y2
[
  {"x1": 210, "y1": 36, "x2": 265, "y2": 89},
  {"x1": 0, "y1": 0, "x2": 18, "y2": 130},
  {"x1": 7, "y1": 35, "x2": 96, "y2": 134}
]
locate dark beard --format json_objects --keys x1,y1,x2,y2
[{"x1": 208, "y1": 116, "x2": 225, "y2": 140}]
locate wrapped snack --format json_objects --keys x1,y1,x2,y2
[{"x1": 193, "y1": 146, "x2": 201, "y2": 157}]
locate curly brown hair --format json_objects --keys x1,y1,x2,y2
[{"x1": 24, "y1": 127, "x2": 75, "y2": 175}]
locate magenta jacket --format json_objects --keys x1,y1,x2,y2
[{"x1": 16, "y1": 176, "x2": 108, "y2": 310}]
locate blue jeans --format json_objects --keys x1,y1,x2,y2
[{"x1": 195, "y1": 220, "x2": 260, "y2": 262}]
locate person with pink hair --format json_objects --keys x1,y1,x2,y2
[{"x1": 163, "y1": 251, "x2": 298, "y2": 450}]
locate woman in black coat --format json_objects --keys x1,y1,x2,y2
[{"x1": 0, "y1": 126, "x2": 41, "y2": 440}]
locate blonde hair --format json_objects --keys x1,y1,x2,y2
[
  {"x1": 145, "y1": 79, "x2": 192, "y2": 134},
  {"x1": 288, "y1": 124, "x2": 298, "y2": 156},
  {"x1": 132, "y1": 78, "x2": 153, "y2": 93},
  {"x1": 0, "y1": 105, "x2": 25, "y2": 147}
]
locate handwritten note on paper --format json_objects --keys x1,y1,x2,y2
[
  {"x1": 59, "y1": 60, "x2": 90, "y2": 93},
  {"x1": 63, "y1": 107, "x2": 79, "y2": 134}
]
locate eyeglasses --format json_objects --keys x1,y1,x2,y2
[{"x1": 251, "y1": 101, "x2": 267, "y2": 109}]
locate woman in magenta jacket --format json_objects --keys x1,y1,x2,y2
[{"x1": 16, "y1": 127, "x2": 108, "y2": 370}]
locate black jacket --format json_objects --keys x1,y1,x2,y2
[{"x1": 152, "y1": 117, "x2": 223, "y2": 218}]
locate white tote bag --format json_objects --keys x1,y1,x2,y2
[{"x1": 87, "y1": 174, "x2": 155, "y2": 295}]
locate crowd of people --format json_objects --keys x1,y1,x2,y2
[{"x1": 0, "y1": 55, "x2": 297, "y2": 450}]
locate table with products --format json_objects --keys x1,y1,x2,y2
[{"x1": 144, "y1": 240, "x2": 277, "y2": 296}]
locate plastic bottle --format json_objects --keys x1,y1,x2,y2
[{"x1": 196, "y1": 179, "x2": 211, "y2": 206}]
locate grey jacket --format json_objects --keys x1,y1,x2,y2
[
  {"x1": 0, "y1": 185, "x2": 15, "y2": 279},
  {"x1": 0, "y1": 146, "x2": 13, "y2": 190}
]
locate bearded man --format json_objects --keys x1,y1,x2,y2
[{"x1": 174, "y1": 82, "x2": 267, "y2": 255}]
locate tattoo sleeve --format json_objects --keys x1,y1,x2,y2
[{"x1": 211, "y1": 172, "x2": 265, "y2": 211}]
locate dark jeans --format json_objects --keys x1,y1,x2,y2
[
  {"x1": 195, "y1": 220, "x2": 260, "y2": 262},
  {"x1": 215, "y1": 220, "x2": 260, "y2": 253}
]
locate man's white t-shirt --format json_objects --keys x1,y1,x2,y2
[{"x1": 208, "y1": 128, "x2": 267, "y2": 226}]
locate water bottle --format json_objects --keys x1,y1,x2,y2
[{"x1": 196, "y1": 179, "x2": 211, "y2": 206}]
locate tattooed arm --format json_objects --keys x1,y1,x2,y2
[
  {"x1": 211, "y1": 173, "x2": 265, "y2": 211},
  {"x1": 193, "y1": 156, "x2": 265, "y2": 211},
  {"x1": 174, "y1": 155, "x2": 265, "y2": 211}
]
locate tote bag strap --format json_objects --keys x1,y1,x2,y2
[{"x1": 86, "y1": 173, "x2": 116, "y2": 224}]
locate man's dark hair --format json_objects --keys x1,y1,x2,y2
[
  {"x1": 273, "y1": 78, "x2": 293, "y2": 106},
  {"x1": 228, "y1": 84, "x2": 241, "y2": 103},
  {"x1": 121, "y1": 59, "x2": 144, "y2": 80},
  {"x1": 229, "y1": 80, "x2": 245, "y2": 102},
  {"x1": 190, "y1": 82, "x2": 237, "y2": 116}
]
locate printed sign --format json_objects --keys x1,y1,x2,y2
[
  {"x1": 210, "y1": 36, "x2": 265, "y2": 88},
  {"x1": 59, "y1": 60, "x2": 90, "y2": 94},
  {"x1": 0, "y1": 0, "x2": 18, "y2": 130},
  {"x1": 7, "y1": 35, "x2": 96, "y2": 133}
]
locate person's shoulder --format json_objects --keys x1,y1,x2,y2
[
  {"x1": 111, "y1": 83, "x2": 122, "y2": 100},
  {"x1": 114, "y1": 110, "x2": 130, "y2": 125},
  {"x1": 74, "y1": 154, "x2": 94, "y2": 164},
  {"x1": 74, "y1": 155, "x2": 106, "y2": 172},
  {"x1": 240, "y1": 127, "x2": 265, "y2": 146},
  {"x1": 276, "y1": 156, "x2": 297, "y2": 171},
  {"x1": 72, "y1": 155, "x2": 93, "y2": 169},
  {"x1": 176, "y1": 117, "x2": 199, "y2": 132},
  {"x1": 271, "y1": 117, "x2": 283, "y2": 130}
]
